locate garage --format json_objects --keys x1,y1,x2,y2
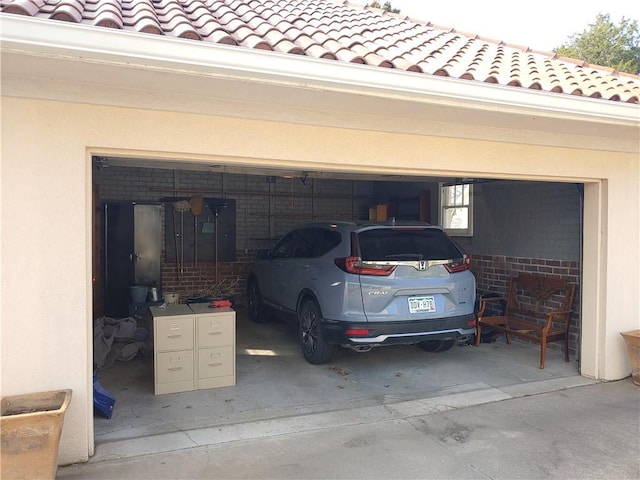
[
  {"x1": 2, "y1": 0, "x2": 638, "y2": 466},
  {"x1": 89, "y1": 158, "x2": 584, "y2": 448}
]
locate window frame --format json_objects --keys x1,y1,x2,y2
[{"x1": 439, "y1": 183, "x2": 474, "y2": 237}]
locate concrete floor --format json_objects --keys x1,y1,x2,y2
[{"x1": 93, "y1": 306, "x2": 581, "y2": 445}]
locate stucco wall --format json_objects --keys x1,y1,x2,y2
[
  {"x1": 1, "y1": 96, "x2": 638, "y2": 464},
  {"x1": 1, "y1": 100, "x2": 93, "y2": 462}
]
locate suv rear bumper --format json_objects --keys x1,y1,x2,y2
[{"x1": 323, "y1": 313, "x2": 476, "y2": 346}]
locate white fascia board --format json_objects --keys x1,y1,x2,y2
[{"x1": 1, "y1": 14, "x2": 639, "y2": 125}]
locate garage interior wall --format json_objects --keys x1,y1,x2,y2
[{"x1": 93, "y1": 165, "x2": 583, "y2": 356}]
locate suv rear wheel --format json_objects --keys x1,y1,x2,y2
[
  {"x1": 247, "y1": 279, "x2": 268, "y2": 323},
  {"x1": 298, "y1": 299, "x2": 335, "y2": 365}
]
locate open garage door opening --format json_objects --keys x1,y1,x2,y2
[{"x1": 90, "y1": 156, "x2": 584, "y2": 444}]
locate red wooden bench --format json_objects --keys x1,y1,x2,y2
[{"x1": 475, "y1": 273, "x2": 576, "y2": 369}]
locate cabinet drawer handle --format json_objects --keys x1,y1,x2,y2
[
  {"x1": 168, "y1": 367, "x2": 183, "y2": 371},
  {"x1": 208, "y1": 362, "x2": 223, "y2": 367},
  {"x1": 167, "y1": 334, "x2": 182, "y2": 338},
  {"x1": 208, "y1": 331, "x2": 222, "y2": 335}
]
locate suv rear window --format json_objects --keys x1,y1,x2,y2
[{"x1": 358, "y1": 228, "x2": 462, "y2": 261}]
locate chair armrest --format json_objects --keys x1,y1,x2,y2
[{"x1": 542, "y1": 309, "x2": 574, "y2": 329}]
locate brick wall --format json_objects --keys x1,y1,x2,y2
[
  {"x1": 470, "y1": 254, "x2": 581, "y2": 357},
  {"x1": 161, "y1": 252, "x2": 255, "y2": 305},
  {"x1": 94, "y1": 164, "x2": 375, "y2": 307}
]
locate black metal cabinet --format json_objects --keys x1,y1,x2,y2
[{"x1": 104, "y1": 202, "x2": 161, "y2": 317}]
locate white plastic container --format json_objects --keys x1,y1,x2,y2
[{"x1": 163, "y1": 292, "x2": 179, "y2": 304}]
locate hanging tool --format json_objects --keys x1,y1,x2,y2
[
  {"x1": 173, "y1": 200, "x2": 190, "y2": 274},
  {"x1": 172, "y1": 208, "x2": 179, "y2": 267},
  {"x1": 204, "y1": 199, "x2": 227, "y2": 284},
  {"x1": 189, "y1": 196, "x2": 203, "y2": 267},
  {"x1": 215, "y1": 207, "x2": 219, "y2": 282},
  {"x1": 201, "y1": 213, "x2": 214, "y2": 234}
]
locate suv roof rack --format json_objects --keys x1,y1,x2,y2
[{"x1": 355, "y1": 219, "x2": 432, "y2": 227}]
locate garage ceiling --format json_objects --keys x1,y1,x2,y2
[{"x1": 95, "y1": 155, "x2": 490, "y2": 185}]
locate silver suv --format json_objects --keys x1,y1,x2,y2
[{"x1": 247, "y1": 221, "x2": 476, "y2": 364}]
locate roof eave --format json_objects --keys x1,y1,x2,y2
[{"x1": 1, "y1": 15, "x2": 638, "y2": 125}]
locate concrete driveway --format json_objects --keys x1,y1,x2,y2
[{"x1": 60, "y1": 379, "x2": 639, "y2": 479}]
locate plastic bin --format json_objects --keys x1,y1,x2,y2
[
  {"x1": 1, "y1": 389, "x2": 72, "y2": 480},
  {"x1": 93, "y1": 375, "x2": 115, "y2": 419}
]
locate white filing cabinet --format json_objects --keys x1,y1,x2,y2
[
  {"x1": 189, "y1": 303, "x2": 236, "y2": 390},
  {"x1": 150, "y1": 304, "x2": 195, "y2": 395},
  {"x1": 150, "y1": 304, "x2": 235, "y2": 395}
]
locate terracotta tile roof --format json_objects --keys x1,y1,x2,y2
[{"x1": 2, "y1": 0, "x2": 639, "y2": 103}]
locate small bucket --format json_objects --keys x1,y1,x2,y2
[
  {"x1": 129, "y1": 285, "x2": 148, "y2": 303},
  {"x1": 163, "y1": 293, "x2": 179, "y2": 304}
]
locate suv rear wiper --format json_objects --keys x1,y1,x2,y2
[{"x1": 384, "y1": 254, "x2": 424, "y2": 261}]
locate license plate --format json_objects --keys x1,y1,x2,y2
[{"x1": 408, "y1": 296, "x2": 436, "y2": 313}]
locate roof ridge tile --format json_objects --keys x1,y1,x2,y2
[
  {"x1": 50, "y1": 0, "x2": 85, "y2": 23},
  {"x1": 1, "y1": 0, "x2": 44, "y2": 16}
]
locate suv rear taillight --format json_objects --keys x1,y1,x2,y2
[
  {"x1": 444, "y1": 254, "x2": 471, "y2": 273},
  {"x1": 334, "y1": 256, "x2": 396, "y2": 276}
]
